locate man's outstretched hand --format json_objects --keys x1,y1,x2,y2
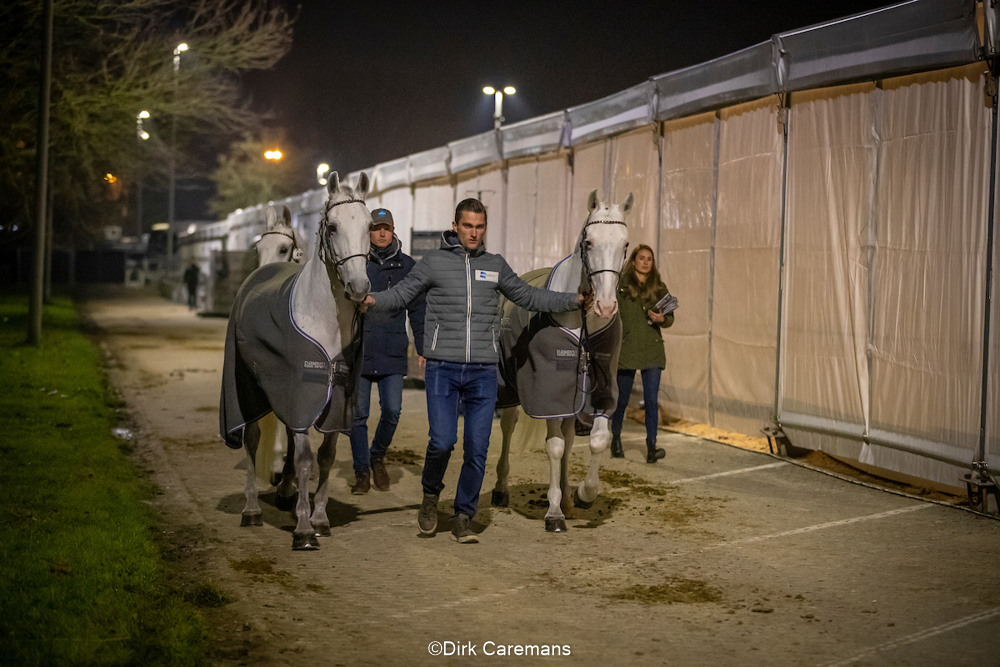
[
  {"x1": 577, "y1": 291, "x2": 594, "y2": 311},
  {"x1": 357, "y1": 295, "x2": 375, "y2": 313}
]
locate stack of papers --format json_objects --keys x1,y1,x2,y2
[{"x1": 654, "y1": 291, "x2": 679, "y2": 315}]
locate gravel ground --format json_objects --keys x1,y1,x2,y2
[{"x1": 83, "y1": 289, "x2": 1000, "y2": 667}]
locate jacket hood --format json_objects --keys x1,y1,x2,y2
[
  {"x1": 441, "y1": 229, "x2": 486, "y2": 257},
  {"x1": 369, "y1": 235, "x2": 401, "y2": 264}
]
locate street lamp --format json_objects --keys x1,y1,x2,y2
[
  {"x1": 317, "y1": 163, "x2": 330, "y2": 186},
  {"x1": 483, "y1": 85, "x2": 516, "y2": 129},
  {"x1": 264, "y1": 149, "x2": 283, "y2": 160},
  {"x1": 168, "y1": 42, "x2": 188, "y2": 269},
  {"x1": 136, "y1": 110, "x2": 150, "y2": 236}
]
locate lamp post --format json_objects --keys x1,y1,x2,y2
[
  {"x1": 483, "y1": 85, "x2": 516, "y2": 130},
  {"x1": 167, "y1": 42, "x2": 188, "y2": 269},
  {"x1": 317, "y1": 163, "x2": 330, "y2": 186},
  {"x1": 136, "y1": 110, "x2": 149, "y2": 237}
]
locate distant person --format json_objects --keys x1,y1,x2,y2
[
  {"x1": 349, "y1": 208, "x2": 425, "y2": 495},
  {"x1": 361, "y1": 199, "x2": 586, "y2": 543},
  {"x1": 183, "y1": 262, "x2": 199, "y2": 310},
  {"x1": 610, "y1": 245, "x2": 673, "y2": 463}
]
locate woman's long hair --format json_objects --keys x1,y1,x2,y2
[{"x1": 621, "y1": 244, "x2": 667, "y2": 303}]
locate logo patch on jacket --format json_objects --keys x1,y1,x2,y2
[{"x1": 475, "y1": 270, "x2": 498, "y2": 282}]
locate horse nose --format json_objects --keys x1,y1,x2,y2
[{"x1": 594, "y1": 300, "x2": 618, "y2": 319}]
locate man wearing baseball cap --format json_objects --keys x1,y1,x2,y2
[{"x1": 349, "y1": 208, "x2": 425, "y2": 494}]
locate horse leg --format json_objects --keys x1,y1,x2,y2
[
  {"x1": 575, "y1": 414, "x2": 609, "y2": 509},
  {"x1": 275, "y1": 425, "x2": 298, "y2": 511},
  {"x1": 492, "y1": 407, "x2": 518, "y2": 507},
  {"x1": 241, "y1": 421, "x2": 264, "y2": 527},
  {"x1": 543, "y1": 419, "x2": 568, "y2": 533},
  {"x1": 290, "y1": 431, "x2": 319, "y2": 550},
  {"x1": 559, "y1": 416, "x2": 576, "y2": 520},
  {"x1": 310, "y1": 432, "x2": 337, "y2": 537}
]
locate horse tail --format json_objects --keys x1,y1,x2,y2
[
  {"x1": 256, "y1": 412, "x2": 281, "y2": 486},
  {"x1": 509, "y1": 406, "x2": 548, "y2": 456}
]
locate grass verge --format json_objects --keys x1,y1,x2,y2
[{"x1": 0, "y1": 291, "x2": 206, "y2": 666}]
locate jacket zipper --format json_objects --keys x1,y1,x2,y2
[{"x1": 465, "y1": 252, "x2": 472, "y2": 362}]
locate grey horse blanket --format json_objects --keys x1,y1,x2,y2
[
  {"x1": 497, "y1": 267, "x2": 621, "y2": 420},
  {"x1": 220, "y1": 262, "x2": 361, "y2": 449}
]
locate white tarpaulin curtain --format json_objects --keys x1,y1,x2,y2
[
  {"x1": 412, "y1": 177, "x2": 454, "y2": 233},
  {"x1": 712, "y1": 96, "x2": 784, "y2": 435},
  {"x1": 781, "y1": 82, "x2": 876, "y2": 457},
  {"x1": 535, "y1": 153, "x2": 572, "y2": 268},
  {"x1": 867, "y1": 63, "x2": 990, "y2": 484},
  {"x1": 610, "y1": 126, "x2": 660, "y2": 251},
  {"x1": 658, "y1": 112, "x2": 717, "y2": 425},
  {"x1": 505, "y1": 157, "x2": 539, "y2": 276}
]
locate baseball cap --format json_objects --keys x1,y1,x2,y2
[{"x1": 371, "y1": 208, "x2": 394, "y2": 228}]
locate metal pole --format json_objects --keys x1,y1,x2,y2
[
  {"x1": 136, "y1": 174, "x2": 143, "y2": 237},
  {"x1": 44, "y1": 188, "x2": 53, "y2": 303},
  {"x1": 28, "y1": 0, "x2": 53, "y2": 345},
  {"x1": 978, "y1": 65, "x2": 999, "y2": 466},
  {"x1": 707, "y1": 113, "x2": 721, "y2": 426},
  {"x1": 168, "y1": 52, "x2": 179, "y2": 270},
  {"x1": 494, "y1": 91, "x2": 503, "y2": 130},
  {"x1": 773, "y1": 94, "x2": 791, "y2": 419}
]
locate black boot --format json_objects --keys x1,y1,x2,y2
[
  {"x1": 646, "y1": 439, "x2": 666, "y2": 463},
  {"x1": 610, "y1": 433, "x2": 624, "y2": 459}
]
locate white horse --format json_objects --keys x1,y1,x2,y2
[
  {"x1": 253, "y1": 206, "x2": 305, "y2": 490},
  {"x1": 493, "y1": 190, "x2": 632, "y2": 532},
  {"x1": 221, "y1": 172, "x2": 371, "y2": 550}
]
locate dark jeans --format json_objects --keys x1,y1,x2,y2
[
  {"x1": 611, "y1": 367, "x2": 662, "y2": 444},
  {"x1": 421, "y1": 359, "x2": 498, "y2": 519},
  {"x1": 350, "y1": 373, "x2": 404, "y2": 475},
  {"x1": 186, "y1": 284, "x2": 197, "y2": 308}
]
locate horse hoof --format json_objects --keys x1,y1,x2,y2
[
  {"x1": 240, "y1": 512, "x2": 263, "y2": 527},
  {"x1": 491, "y1": 489, "x2": 509, "y2": 507},
  {"x1": 275, "y1": 492, "x2": 297, "y2": 511},
  {"x1": 312, "y1": 523, "x2": 331, "y2": 537},
  {"x1": 545, "y1": 518, "x2": 568, "y2": 533},
  {"x1": 573, "y1": 487, "x2": 595, "y2": 510},
  {"x1": 292, "y1": 533, "x2": 320, "y2": 550}
]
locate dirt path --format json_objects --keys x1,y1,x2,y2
[{"x1": 84, "y1": 290, "x2": 1000, "y2": 666}]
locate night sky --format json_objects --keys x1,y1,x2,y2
[{"x1": 188, "y1": 0, "x2": 888, "y2": 217}]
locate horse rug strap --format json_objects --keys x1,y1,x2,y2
[
  {"x1": 220, "y1": 262, "x2": 360, "y2": 449},
  {"x1": 497, "y1": 267, "x2": 621, "y2": 420}
]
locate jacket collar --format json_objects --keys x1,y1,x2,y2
[
  {"x1": 441, "y1": 230, "x2": 486, "y2": 257},
  {"x1": 369, "y1": 235, "x2": 401, "y2": 264}
]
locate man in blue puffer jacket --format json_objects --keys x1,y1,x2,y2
[
  {"x1": 349, "y1": 208, "x2": 425, "y2": 495},
  {"x1": 362, "y1": 198, "x2": 584, "y2": 543}
]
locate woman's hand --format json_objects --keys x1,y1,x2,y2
[{"x1": 647, "y1": 309, "x2": 665, "y2": 323}]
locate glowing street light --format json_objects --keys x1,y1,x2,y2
[
  {"x1": 264, "y1": 150, "x2": 283, "y2": 160},
  {"x1": 168, "y1": 41, "x2": 189, "y2": 269},
  {"x1": 136, "y1": 110, "x2": 150, "y2": 140},
  {"x1": 317, "y1": 163, "x2": 330, "y2": 186},
  {"x1": 483, "y1": 85, "x2": 515, "y2": 129}
]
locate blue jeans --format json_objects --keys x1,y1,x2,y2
[
  {"x1": 611, "y1": 367, "x2": 662, "y2": 444},
  {"x1": 350, "y1": 373, "x2": 404, "y2": 475},
  {"x1": 422, "y1": 359, "x2": 498, "y2": 519}
]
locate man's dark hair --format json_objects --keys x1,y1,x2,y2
[{"x1": 455, "y1": 198, "x2": 487, "y2": 225}]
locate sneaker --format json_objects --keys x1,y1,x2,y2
[
  {"x1": 418, "y1": 493, "x2": 438, "y2": 534},
  {"x1": 351, "y1": 470, "x2": 370, "y2": 495},
  {"x1": 451, "y1": 513, "x2": 479, "y2": 544},
  {"x1": 371, "y1": 458, "x2": 390, "y2": 491}
]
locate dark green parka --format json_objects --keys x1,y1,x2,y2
[{"x1": 616, "y1": 277, "x2": 673, "y2": 371}]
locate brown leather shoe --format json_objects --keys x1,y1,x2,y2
[
  {"x1": 351, "y1": 470, "x2": 370, "y2": 495},
  {"x1": 371, "y1": 458, "x2": 390, "y2": 491}
]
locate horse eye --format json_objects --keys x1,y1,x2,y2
[
  {"x1": 279, "y1": 248, "x2": 288, "y2": 254},
  {"x1": 327, "y1": 224, "x2": 338, "y2": 234}
]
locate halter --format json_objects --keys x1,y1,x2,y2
[
  {"x1": 580, "y1": 217, "x2": 628, "y2": 283},
  {"x1": 258, "y1": 228, "x2": 298, "y2": 252},
  {"x1": 319, "y1": 197, "x2": 369, "y2": 267}
]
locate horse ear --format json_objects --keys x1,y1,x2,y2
[
  {"x1": 281, "y1": 206, "x2": 292, "y2": 227},
  {"x1": 326, "y1": 171, "x2": 341, "y2": 195},
  {"x1": 265, "y1": 206, "x2": 277, "y2": 230},
  {"x1": 621, "y1": 192, "x2": 634, "y2": 214},
  {"x1": 357, "y1": 172, "x2": 369, "y2": 198},
  {"x1": 587, "y1": 189, "x2": 599, "y2": 213}
]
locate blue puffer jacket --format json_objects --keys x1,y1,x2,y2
[{"x1": 361, "y1": 237, "x2": 425, "y2": 376}]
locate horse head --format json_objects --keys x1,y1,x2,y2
[
  {"x1": 256, "y1": 205, "x2": 300, "y2": 265},
  {"x1": 581, "y1": 189, "x2": 633, "y2": 320},
  {"x1": 320, "y1": 171, "x2": 372, "y2": 302}
]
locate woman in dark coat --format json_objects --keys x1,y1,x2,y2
[{"x1": 610, "y1": 245, "x2": 673, "y2": 463}]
